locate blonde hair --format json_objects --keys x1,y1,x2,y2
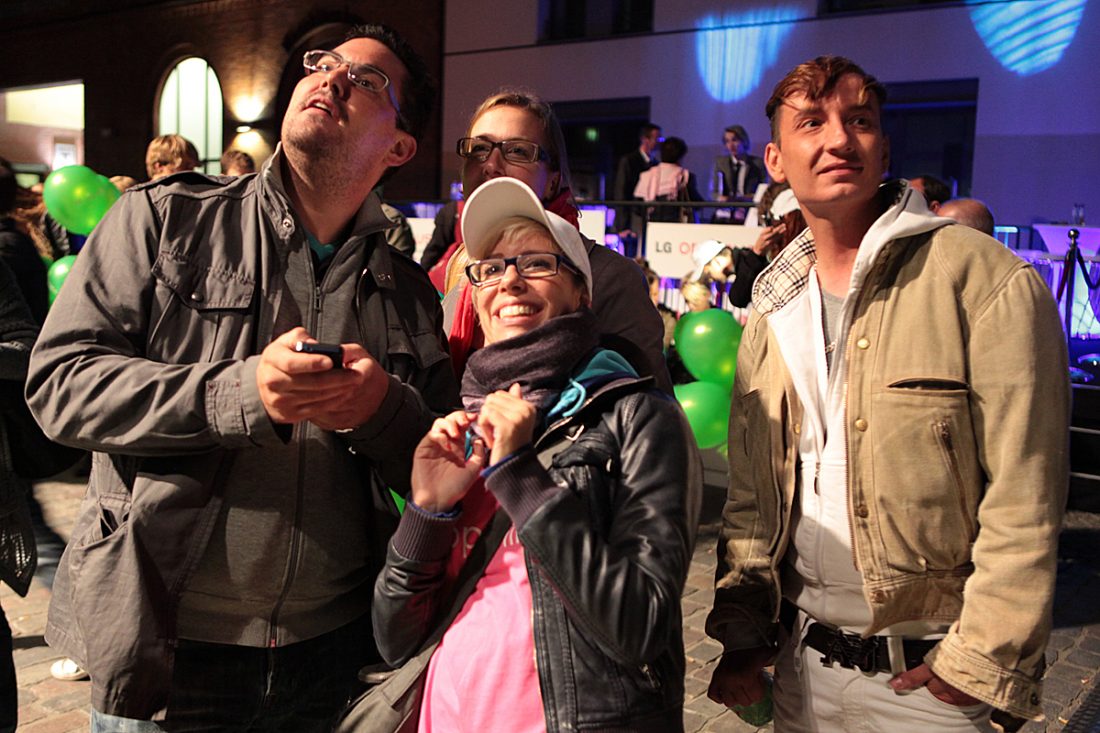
[
  {"x1": 145, "y1": 134, "x2": 200, "y2": 179},
  {"x1": 680, "y1": 280, "x2": 714, "y2": 312}
]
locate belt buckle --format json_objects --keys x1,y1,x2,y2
[{"x1": 818, "y1": 632, "x2": 882, "y2": 673}]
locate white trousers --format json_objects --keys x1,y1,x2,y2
[{"x1": 772, "y1": 613, "x2": 995, "y2": 733}]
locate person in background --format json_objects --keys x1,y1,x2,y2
[
  {"x1": 726, "y1": 184, "x2": 807, "y2": 308},
  {"x1": 0, "y1": 158, "x2": 48, "y2": 325},
  {"x1": 679, "y1": 279, "x2": 715, "y2": 313},
  {"x1": 145, "y1": 134, "x2": 201, "y2": 180},
  {"x1": 642, "y1": 264, "x2": 676, "y2": 351},
  {"x1": 908, "y1": 174, "x2": 951, "y2": 211},
  {"x1": 441, "y1": 88, "x2": 672, "y2": 393},
  {"x1": 365, "y1": 176, "x2": 701, "y2": 733},
  {"x1": 0, "y1": 258, "x2": 39, "y2": 733},
  {"x1": 613, "y1": 122, "x2": 661, "y2": 256},
  {"x1": 711, "y1": 124, "x2": 767, "y2": 224},
  {"x1": 109, "y1": 175, "x2": 138, "y2": 194},
  {"x1": 220, "y1": 149, "x2": 256, "y2": 177},
  {"x1": 27, "y1": 24, "x2": 457, "y2": 729},
  {"x1": 17, "y1": 183, "x2": 70, "y2": 260},
  {"x1": 634, "y1": 136, "x2": 704, "y2": 223},
  {"x1": 706, "y1": 55, "x2": 1067, "y2": 732},
  {"x1": 421, "y1": 199, "x2": 458, "y2": 274},
  {"x1": 937, "y1": 197, "x2": 995, "y2": 237}
]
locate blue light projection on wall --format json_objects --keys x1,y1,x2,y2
[
  {"x1": 968, "y1": 0, "x2": 1087, "y2": 75},
  {"x1": 695, "y1": 9, "x2": 805, "y2": 103}
]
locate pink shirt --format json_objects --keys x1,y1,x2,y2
[{"x1": 418, "y1": 524, "x2": 546, "y2": 732}]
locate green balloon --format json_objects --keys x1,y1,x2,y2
[
  {"x1": 674, "y1": 381, "x2": 731, "y2": 449},
  {"x1": 673, "y1": 309, "x2": 742, "y2": 391},
  {"x1": 47, "y1": 254, "x2": 78, "y2": 305},
  {"x1": 42, "y1": 165, "x2": 120, "y2": 236}
]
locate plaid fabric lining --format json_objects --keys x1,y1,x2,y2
[
  {"x1": 751, "y1": 229, "x2": 818, "y2": 316},
  {"x1": 750, "y1": 180, "x2": 910, "y2": 316}
]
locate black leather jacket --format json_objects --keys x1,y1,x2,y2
[{"x1": 373, "y1": 377, "x2": 702, "y2": 732}]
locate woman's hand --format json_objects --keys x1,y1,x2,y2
[
  {"x1": 752, "y1": 223, "x2": 786, "y2": 256},
  {"x1": 410, "y1": 411, "x2": 487, "y2": 513},
  {"x1": 476, "y1": 383, "x2": 537, "y2": 465}
]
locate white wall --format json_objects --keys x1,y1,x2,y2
[{"x1": 442, "y1": 0, "x2": 1100, "y2": 227}]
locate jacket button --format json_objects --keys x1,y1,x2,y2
[
  {"x1": 856, "y1": 337, "x2": 870, "y2": 350},
  {"x1": 854, "y1": 418, "x2": 868, "y2": 432},
  {"x1": 793, "y1": 423, "x2": 801, "y2": 435},
  {"x1": 870, "y1": 590, "x2": 886, "y2": 603},
  {"x1": 190, "y1": 292, "x2": 203, "y2": 303},
  {"x1": 855, "y1": 504, "x2": 869, "y2": 518}
]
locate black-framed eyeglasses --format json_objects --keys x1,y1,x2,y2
[
  {"x1": 457, "y1": 137, "x2": 548, "y2": 164},
  {"x1": 302, "y1": 50, "x2": 407, "y2": 130},
  {"x1": 465, "y1": 252, "x2": 580, "y2": 287}
]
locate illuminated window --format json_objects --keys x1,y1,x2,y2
[
  {"x1": 156, "y1": 57, "x2": 224, "y2": 174},
  {"x1": 540, "y1": 0, "x2": 652, "y2": 41}
]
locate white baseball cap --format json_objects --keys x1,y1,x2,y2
[
  {"x1": 460, "y1": 177, "x2": 593, "y2": 297},
  {"x1": 770, "y1": 187, "x2": 800, "y2": 219},
  {"x1": 689, "y1": 239, "x2": 728, "y2": 281}
]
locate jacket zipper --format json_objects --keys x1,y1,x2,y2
[
  {"x1": 933, "y1": 421, "x2": 977, "y2": 540},
  {"x1": 266, "y1": 244, "x2": 323, "y2": 648}
]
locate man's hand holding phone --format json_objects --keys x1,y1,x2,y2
[{"x1": 257, "y1": 327, "x2": 390, "y2": 430}]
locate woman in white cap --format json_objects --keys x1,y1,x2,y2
[{"x1": 367, "y1": 177, "x2": 701, "y2": 733}]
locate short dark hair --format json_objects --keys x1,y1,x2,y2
[
  {"x1": 639, "y1": 123, "x2": 661, "y2": 140},
  {"x1": 345, "y1": 24, "x2": 435, "y2": 143},
  {"x1": 912, "y1": 175, "x2": 951, "y2": 206},
  {"x1": 724, "y1": 124, "x2": 750, "y2": 148},
  {"x1": 659, "y1": 136, "x2": 687, "y2": 164},
  {"x1": 766, "y1": 56, "x2": 886, "y2": 145}
]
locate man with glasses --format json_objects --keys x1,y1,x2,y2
[{"x1": 27, "y1": 23, "x2": 457, "y2": 731}]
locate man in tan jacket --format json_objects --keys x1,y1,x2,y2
[{"x1": 705, "y1": 56, "x2": 1068, "y2": 732}]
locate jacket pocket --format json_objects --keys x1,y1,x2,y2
[
  {"x1": 74, "y1": 493, "x2": 131, "y2": 547},
  {"x1": 932, "y1": 421, "x2": 978, "y2": 541},
  {"x1": 148, "y1": 252, "x2": 256, "y2": 363},
  {"x1": 869, "y1": 385, "x2": 980, "y2": 572}
]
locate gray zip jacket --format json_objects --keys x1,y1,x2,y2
[{"x1": 25, "y1": 149, "x2": 458, "y2": 720}]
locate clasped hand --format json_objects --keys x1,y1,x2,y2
[
  {"x1": 411, "y1": 383, "x2": 536, "y2": 514},
  {"x1": 256, "y1": 327, "x2": 389, "y2": 431}
]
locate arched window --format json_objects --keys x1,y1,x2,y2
[{"x1": 157, "y1": 57, "x2": 223, "y2": 174}]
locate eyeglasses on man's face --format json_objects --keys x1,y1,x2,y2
[
  {"x1": 457, "y1": 137, "x2": 548, "y2": 165},
  {"x1": 302, "y1": 49, "x2": 407, "y2": 130},
  {"x1": 466, "y1": 252, "x2": 580, "y2": 287}
]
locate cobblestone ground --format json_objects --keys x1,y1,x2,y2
[{"x1": 5, "y1": 462, "x2": 1099, "y2": 732}]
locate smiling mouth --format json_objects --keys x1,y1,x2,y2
[{"x1": 497, "y1": 304, "x2": 541, "y2": 318}]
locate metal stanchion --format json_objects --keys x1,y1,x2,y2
[{"x1": 1064, "y1": 228, "x2": 1080, "y2": 355}]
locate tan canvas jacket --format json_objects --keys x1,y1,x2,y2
[{"x1": 706, "y1": 199, "x2": 1069, "y2": 718}]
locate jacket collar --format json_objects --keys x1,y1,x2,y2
[
  {"x1": 751, "y1": 179, "x2": 951, "y2": 316},
  {"x1": 259, "y1": 144, "x2": 397, "y2": 238},
  {"x1": 259, "y1": 143, "x2": 399, "y2": 289}
]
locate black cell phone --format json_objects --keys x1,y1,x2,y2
[{"x1": 294, "y1": 340, "x2": 343, "y2": 368}]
